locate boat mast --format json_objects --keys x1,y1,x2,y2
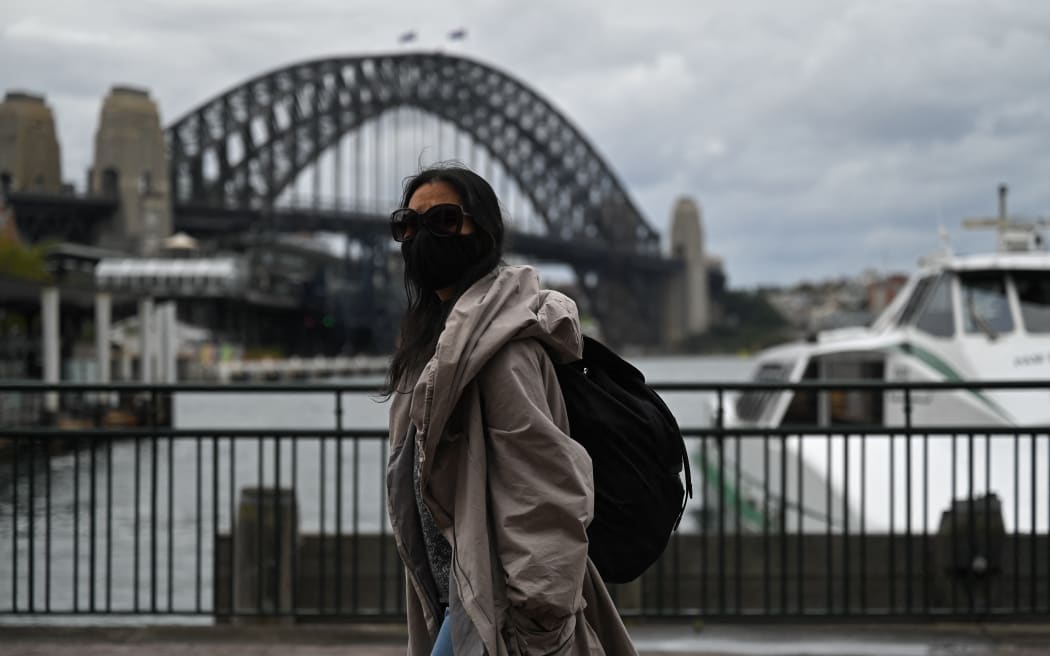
[{"x1": 962, "y1": 184, "x2": 1048, "y2": 252}]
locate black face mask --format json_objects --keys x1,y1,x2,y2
[{"x1": 401, "y1": 229, "x2": 487, "y2": 292}]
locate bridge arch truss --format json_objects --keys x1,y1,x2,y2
[{"x1": 167, "y1": 53, "x2": 660, "y2": 256}]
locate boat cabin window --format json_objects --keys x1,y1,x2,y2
[
  {"x1": 914, "y1": 274, "x2": 955, "y2": 338},
  {"x1": 781, "y1": 357, "x2": 885, "y2": 427},
  {"x1": 896, "y1": 276, "x2": 934, "y2": 326},
  {"x1": 960, "y1": 271, "x2": 1014, "y2": 337},
  {"x1": 737, "y1": 362, "x2": 790, "y2": 422},
  {"x1": 1014, "y1": 270, "x2": 1050, "y2": 334}
]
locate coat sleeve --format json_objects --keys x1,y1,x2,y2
[{"x1": 478, "y1": 339, "x2": 594, "y2": 656}]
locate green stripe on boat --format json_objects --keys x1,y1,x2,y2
[{"x1": 894, "y1": 343, "x2": 1012, "y2": 422}]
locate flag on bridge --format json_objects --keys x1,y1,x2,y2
[
  {"x1": 448, "y1": 28, "x2": 468, "y2": 40},
  {"x1": 399, "y1": 31, "x2": 417, "y2": 43}
]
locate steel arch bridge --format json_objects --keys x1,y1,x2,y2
[{"x1": 166, "y1": 52, "x2": 678, "y2": 346}]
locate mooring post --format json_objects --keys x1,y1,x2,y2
[{"x1": 234, "y1": 486, "x2": 299, "y2": 623}]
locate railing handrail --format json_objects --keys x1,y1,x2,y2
[
  {"x1": 3, "y1": 426, "x2": 1049, "y2": 439},
  {"x1": 1, "y1": 379, "x2": 1049, "y2": 393}
]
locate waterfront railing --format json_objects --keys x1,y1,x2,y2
[{"x1": 1, "y1": 380, "x2": 1048, "y2": 621}]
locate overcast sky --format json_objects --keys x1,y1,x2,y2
[{"x1": 4, "y1": 0, "x2": 1050, "y2": 287}]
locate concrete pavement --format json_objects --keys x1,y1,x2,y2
[{"x1": 1, "y1": 623, "x2": 1049, "y2": 655}]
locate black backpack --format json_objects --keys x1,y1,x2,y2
[{"x1": 553, "y1": 336, "x2": 692, "y2": 584}]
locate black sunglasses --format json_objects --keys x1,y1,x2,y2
[{"x1": 390, "y1": 204, "x2": 472, "y2": 242}]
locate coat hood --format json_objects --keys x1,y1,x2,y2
[{"x1": 407, "y1": 265, "x2": 582, "y2": 455}]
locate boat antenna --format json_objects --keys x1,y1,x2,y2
[
  {"x1": 962, "y1": 183, "x2": 1049, "y2": 252},
  {"x1": 938, "y1": 224, "x2": 952, "y2": 256}
]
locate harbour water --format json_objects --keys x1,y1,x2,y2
[{"x1": 0, "y1": 355, "x2": 750, "y2": 617}]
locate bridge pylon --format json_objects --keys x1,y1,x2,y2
[
  {"x1": 91, "y1": 86, "x2": 172, "y2": 255},
  {"x1": 0, "y1": 91, "x2": 62, "y2": 195},
  {"x1": 664, "y1": 197, "x2": 710, "y2": 346}
]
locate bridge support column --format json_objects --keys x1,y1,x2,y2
[
  {"x1": 158, "y1": 301, "x2": 178, "y2": 383},
  {"x1": 40, "y1": 286, "x2": 60, "y2": 412},
  {"x1": 138, "y1": 297, "x2": 154, "y2": 383},
  {"x1": 95, "y1": 292, "x2": 111, "y2": 384}
]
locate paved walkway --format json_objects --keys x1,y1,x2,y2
[{"x1": 1, "y1": 623, "x2": 1049, "y2": 655}]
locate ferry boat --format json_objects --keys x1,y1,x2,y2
[
  {"x1": 729, "y1": 187, "x2": 1050, "y2": 430},
  {"x1": 697, "y1": 187, "x2": 1049, "y2": 534}
]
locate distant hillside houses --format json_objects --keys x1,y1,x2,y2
[{"x1": 764, "y1": 270, "x2": 909, "y2": 333}]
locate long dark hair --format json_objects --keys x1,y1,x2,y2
[{"x1": 381, "y1": 165, "x2": 505, "y2": 396}]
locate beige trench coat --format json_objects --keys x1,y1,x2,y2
[{"x1": 387, "y1": 265, "x2": 638, "y2": 656}]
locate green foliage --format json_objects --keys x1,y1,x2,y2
[
  {"x1": 0, "y1": 238, "x2": 53, "y2": 283},
  {"x1": 679, "y1": 289, "x2": 796, "y2": 355}
]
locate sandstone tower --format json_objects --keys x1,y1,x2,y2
[
  {"x1": 0, "y1": 92, "x2": 62, "y2": 194},
  {"x1": 665, "y1": 196, "x2": 710, "y2": 345},
  {"x1": 91, "y1": 86, "x2": 171, "y2": 254}
]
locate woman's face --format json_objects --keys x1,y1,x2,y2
[
  {"x1": 406, "y1": 181, "x2": 476, "y2": 240},
  {"x1": 403, "y1": 180, "x2": 485, "y2": 299}
]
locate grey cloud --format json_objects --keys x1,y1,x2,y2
[{"x1": 3, "y1": 0, "x2": 1050, "y2": 287}]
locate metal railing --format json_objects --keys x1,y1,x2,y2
[{"x1": 1, "y1": 380, "x2": 1048, "y2": 621}]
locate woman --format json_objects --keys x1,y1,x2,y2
[{"x1": 384, "y1": 165, "x2": 637, "y2": 656}]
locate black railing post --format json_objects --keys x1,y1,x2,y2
[
  {"x1": 700, "y1": 431, "x2": 708, "y2": 615},
  {"x1": 922, "y1": 430, "x2": 929, "y2": 616},
  {"x1": 825, "y1": 433, "x2": 832, "y2": 614},
  {"x1": 319, "y1": 429, "x2": 327, "y2": 613},
  {"x1": 256, "y1": 435, "x2": 264, "y2": 615},
  {"x1": 211, "y1": 437, "x2": 219, "y2": 616},
  {"x1": 106, "y1": 434, "x2": 113, "y2": 613},
  {"x1": 734, "y1": 434, "x2": 742, "y2": 615},
  {"x1": 352, "y1": 421, "x2": 361, "y2": 614},
  {"x1": 984, "y1": 432, "x2": 992, "y2": 616},
  {"x1": 951, "y1": 433, "x2": 958, "y2": 613},
  {"x1": 797, "y1": 430, "x2": 804, "y2": 615},
  {"x1": 859, "y1": 429, "x2": 866, "y2": 614},
  {"x1": 843, "y1": 433, "x2": 850, "y2": 616},
  {"x1": 888, "y1": 419, "x2": 896, "y2": 615},
  {"x1": 716, "y1": 389, "x2": 725, "y2": 615},
  {"x1": 1031, "y1": 433, "x2": 1038, "y2": 611},
  {"x1": 167, "y1": 421, "x2": 175, "y2": 612},
  {"x1": 274, "y1": 436, "x2": 282, "y2": 616},
  {"x1": 196, "y1": 435, "x2": 203, "y2": 613},
  {"x1": 780, "y1": 432, "x2": 788, "y2": 615},
  {"x1": 291, "y1": 435, "x2": 299, "y2": 617},
  {"x1": 1012, "y1": 434, "x2": 1019, "y2": 614},
  {"x1": 45, "y1": 436, "x2": 52, "y2": 612},
  {"x1": 228, "y1": 437, "x2": 236, "y2": 618},
  {"x1": 133, "y1": 431, "x2": 141, "y2": 612},
  {"x1": 28, "y1": 438, "x2": 35, "y2": 612},
  {"x1": 150, "y1": 388, "x2": 159, "y2": 614},
  {"x1": 905, "y1": 387, "x2": 913, "y2": 614},
  {"x1": 968, "y1": 431, "x2": 975, "y2": 618},
  {"x1": 336, "y1": 390, "x2": 344, "y2": 614},
  {"x1": 11, "y1": 437, "x2": 18, "y2": 613},
  {"x1": 89, "y1": 427, "x2": 97, "y2": 612}
]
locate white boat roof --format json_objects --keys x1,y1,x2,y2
[
  {"x1": 753, "y1": 328, "x2": 905, "y2": 365},
  {"x1": 921, "y1": 251, "x2": 1050, "y2": 272}
]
